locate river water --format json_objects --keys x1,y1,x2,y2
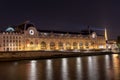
[{"x1": 0, "y1": 54, "x2": 120, "y2": 80}]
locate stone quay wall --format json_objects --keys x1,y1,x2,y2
[{"x1": 0, "y1": 51, "x2": 117, "y2": 61}]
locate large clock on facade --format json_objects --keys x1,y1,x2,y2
[{"x1": 29, "y1": 29, "x2": 34, "y2": 35}]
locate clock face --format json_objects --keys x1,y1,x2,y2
[{"x1": 29, "y1": 30, "x2": 34, "y2": 35}]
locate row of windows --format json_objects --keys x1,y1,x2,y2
[
  {"x1": 2, "y1": 36, "x2": 22, "y2": 39},
  {"x1": 3, "y1": 43, "x2": 21, "y2": 46},
  {"x1": 40, "y1": 41, "x2": 89, "y2": 46},
  {"x1": 4, "y1": 48, "x2": 22, "y2": 51},
  {"x1": 3, "y1": 40, "x2": 21, "y2": 43}
]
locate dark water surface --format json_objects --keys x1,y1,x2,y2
[{"x1": 0, "y1": 54, "x2": 120, "y2": 80}]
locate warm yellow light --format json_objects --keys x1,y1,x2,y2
[
  {"x1": 99, "y1": 45, "x2": 104, "y2": 49},
  {"x1": 27, "y1": 44, "x2": 30, "y2": 47},
  {"x1": 105, "y1": 28, "x2": 108, "y2": 41}
]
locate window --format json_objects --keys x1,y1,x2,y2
[
  {"x1": 41, "y1": 41, "x2": 46, "y2": 50},
  {"x1": 3, "y1": 40, "x2": 5, "y2": 42},
  {"x1": 10, "y1": 40, "x2": 12, "y2": 42},
  {"x1": 85, "y1": 42, "x2": 89, "y2": 46},
  {"x1": 13, "y1": 36, "x2": 15, "y2": 39},
  {"x1": 58, "y1": 42, "x2": 63, "y2": 49},
  {"x1": 79, "y1": 42, "x2": 83, "y2": 46},
  {"x1": 66, "y1": 42, "x2": 71, "y2": 50},
  {"x1": 73, "y1": 42, "x2": 77, "y2": 49},
  {"x1": 50, "y1": 42, "x2": 55, "y2": 50}
]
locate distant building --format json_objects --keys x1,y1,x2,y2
[
  {"x1": 107, "y1": 40, "x2": 118, "y2": 50},
  {"x1": 0, "y1": 22, "x2": 107, "y2": 51}
]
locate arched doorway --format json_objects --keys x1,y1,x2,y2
[
  {"x1": 29, "y1": 41, "x2": 34, "y2": 50},
  {"x1": 79, "y1": 42, "x2": 83, "y2": 50},
  {"x1": 30, "y1": 42, "x2": 33, "y2": 45},
  {"x1": 50, "y1": 42, "x2": 56, "y2": 50},
  {"x1": 85, "y1": 42, "x2": 89, "y2": 49},
  {"x1": 58, "y1": 42, "x2": 64, "y2": 50},
  {"x1": 41, "y1": 41, "x2": 46, "y2": 50},
  {"x1": 73, "y1": 42, "x2": 78, "y2": 50},
  {"x1": 66, "y1": 42, "x2": 71, "y2": 50}
]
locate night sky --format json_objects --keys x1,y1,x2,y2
[{"x1": 0, "y1": 0, "x2": 120, "y2": 39}]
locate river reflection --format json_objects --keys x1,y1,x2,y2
[
  {"x1": 46, "y1": 59, "x2": 53, "y2": 80},
  {"x1": 28, "y1": 60, "x2": 37, "y2": 80},
  {"x1": 0, "y1": 54, "x2": 119, "y2": 80},
  {"x1": 61, "y1": 58, "x2": 69, "y2": 80}
]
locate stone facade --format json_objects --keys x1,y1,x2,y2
[{"x1": 0, "y1": 22, "x2": 107, "y2": 51}]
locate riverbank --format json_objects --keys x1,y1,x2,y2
[{"x1": 0, "y1": 50, "x2": 119, "y2": 61}]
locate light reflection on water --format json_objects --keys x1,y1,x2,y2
[
  {"x1": 29, "y1": 60, "x2": 37, "y2": 80},
  {"x1": 76, "y1": 57, "x2": 82, "y2": 80},
  {"x1": 112, "y1": 54, "x2": 120, "y2": 80},
  {"x1": 0, "y1": 54, "x2": 119, "y2": 80},
  {"x1": 46, "y1": 59, "x2": 53, "y2": 80},
  {"x1": 61, "y1": 58, "x2": 69, "y2": 80},
  {"x1": 105, "y1": 55, "x2": 111, "y2": 80},
  {"x1": 88, "y1": 56, "x2": 98, "y2": 80}
]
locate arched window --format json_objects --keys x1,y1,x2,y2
[
  {"x1": 66, "y1": 42, "x2": 71, "y2": 50},
  {"x1": 85, "y1": 42, "x2": 89, "y2": 46},
  {"x1": 79, "y1": 42, "x2": 83, "y2": 46},
  {"x1": 30, "y1": 42, "x2": 33, "y2": 45},
  {"x1": 85, "y1": 42, "x2": 89, "y2": 49},
  {"x1": 41, "y1": 41, "x2": 46, "y2": 50},
  {"x1": 73, "y1": 42, "x2": 78, "y2": 49},
  {"x1": 58, "y1": 42, "x2": 63, "y2": 50},
  {"x1": 79, "y1": 42, "x2": 83, "y2": 49},
  {"x1": 50, "y1": 42, "x2": 56, "y2": 50}
]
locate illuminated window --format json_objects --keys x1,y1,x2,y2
[
  {"x1": 58, "y1": 42, "x2": 63, "y2": 49},
  {"x1": 79, "y1": 42, "x2": 83, "y2": 46},
  {"x1": 50, "y1": 42, "x2": 56, "y2": 50},
  {"x1": 66, "y1": 42, "x2": 71, "y2": 50},
  {"x1": 41, "y1": 41, "x2": 46, "y2": 50},
  {"x1": 85, "y1": 42, "x2": 89, "y2": 46},
  {"x1": 73, "y1": 42, "x2": 77, "y2": 49},
  {"x1": 85, "y1": 42, "x2": 89, "y2": 49}
]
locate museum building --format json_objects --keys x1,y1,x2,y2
[{"x1": 0, "y1": 22, "x2": 107, "y2": 51}]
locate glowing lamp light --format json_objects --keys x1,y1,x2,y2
[
  {"x1": 108, "y1": 45, "x2": 111, "y2": 49},
  {"x1": 92, "y1": 32, "x2": 97, "y2": 38},
  {"x1": 27, "y1": 44, "x2": 30, "y2": 47},
  {"x1": 99, "y1": 45, "x2": 104, "y2": 49}
]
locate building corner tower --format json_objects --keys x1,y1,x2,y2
[{"x1": 105, "y1": 27, "x2": 108, "y2": 41}]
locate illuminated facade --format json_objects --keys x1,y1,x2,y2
[{"x1": 0, "y1": 22, "x2": 107, "y2": 51}]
